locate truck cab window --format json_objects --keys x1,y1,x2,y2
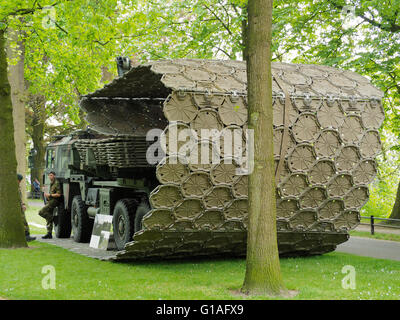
[
  {"x1": 58, "y1": 147, "x2": 70, "y2": 169},
  {"x1": 46, "y1": 149, "x2": 55, "y2": 169}
]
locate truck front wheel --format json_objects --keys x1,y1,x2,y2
[
  {"x1": 113, "y1": 199, "x2": 137, "y2": 250},
  {"x1": 71, "y1": 195, "x2": 93, "y2": 243}
]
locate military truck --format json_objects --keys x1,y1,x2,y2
[
  {"x1": 43, "y1": 130, "x2": 159, "y2": 250},
  {"x1": 43, "y1": 58, "x2": 385, "y2": 261}
]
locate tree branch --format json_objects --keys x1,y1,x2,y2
[
  {"x1": 203, "y1": 3, "x2": 233, "y2": 37},
  {"x1": 327, "y1": 0, "x2": 400, "y2": 32},
  {"x1": 1, "y1": 1, "x2": 74, "y2": 24}
]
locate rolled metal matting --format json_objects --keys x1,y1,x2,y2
[{"x1": 78, "y1": 59, "x2": 385, "y2": 260}]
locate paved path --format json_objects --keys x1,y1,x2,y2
[
  {"x1": 336, "y1": 236, "x2": 400, "y2": 261},
  {"x1": 28, "y1": 200, "x2": 43, "y2": 208},
  {"x1": 29, "y1": 222, "x2": 46, "y2": 229},
  {"x1": 35, "y1": 236, "x2": 118, "y2": 261}
]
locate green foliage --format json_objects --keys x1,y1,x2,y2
[
  {"x1": 2, "y1": 1, "x2": 145, "y2": 127},
  {"x1": 130, "y1": 0, "x2": 246, "y2": 60},
  {"x1": 1, "y1": 0, "x2": 399, "y2": 212},
  {"x1": 362, "y1": 134, "x2": 400, "y2": 218},
  {"x1": 363, "y1": 179, "x2": 398, "y2": 218}
]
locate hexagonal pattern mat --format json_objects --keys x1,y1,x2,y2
[{"x1": 79, "y1": 59, "x2": 383, "y2": 260}]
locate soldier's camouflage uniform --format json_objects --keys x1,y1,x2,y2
[
  {"x1": 19, "y1": 187, "x2": 30, "y2": 236},
  {"x1": 39, "y1": 180, "x2": 62, "y2": 234}
]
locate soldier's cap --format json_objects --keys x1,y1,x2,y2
[
  {"x1": 17, "y1": 173, "x2": 23, "y2": 181},
  {"x1": 48, "y1": 171, "x2": 56, "y2": 175}
]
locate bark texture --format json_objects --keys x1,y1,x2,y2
[
  {"x1": 241, "y1": 0, "x2": 285, "y2": 295},
  {"x1": 7, "y1": 28, "x2": 27, "y2": 202},
  {"x1": 0, "y1": 28, "x2": 27, "y2": 248},
  {"x1": 28, "y1": 95, "x2": 46, "y2": 191},
  {"x1": 389, "y1": 181, "x2": 400, "y2": 222}
]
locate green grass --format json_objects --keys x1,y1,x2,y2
[
  {"x1": 350, "y1": 230, "x2": 400, "y2": 242},
  {"x1": 0, "y1": 241, "x2": 399, "y2": 300}
]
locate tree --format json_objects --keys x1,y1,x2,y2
[
  {"x1": 389, "y1": 187, "x2": 400, "y2": 222},
  {"x1": 241, "y1": 0, "x2": 285, "y2": 296},
  {"x1": 0, "y1": 27, "x2": 27, "y2": 248},
  {"x1": 127, "y1": 0, "x2": 246, "y2": 60},
  {"x1": 26, "y1": 94, "x2": 46, "y2": 194},
  {"x1": 7, "y1": 25, "x2": 27, "y2": 203},
  {"x1": 0, "y1": 0, "x2": 120, "y2": 247}
]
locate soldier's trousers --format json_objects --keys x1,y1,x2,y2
[{"x1": 39, "y1": 200, "x2": 59, "y2": 234}]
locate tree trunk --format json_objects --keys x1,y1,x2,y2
[
  {"x1": 0, "y1": 28, "x2": 27, "y2": 248},
  {"x1": 241, "y1": 0, "x2": 285, "y2": 296},
  {"x1": 7, "y1": 28, "x2": 27, "y2": 202},
  {"x1": 29, "y1": 95, "x2": 46, "y2": 192},
  {"x1": 389, "y1": 181, "x2": 400, "y2": 222}
]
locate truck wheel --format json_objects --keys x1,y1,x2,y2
[
  {"x1": 53, "y1": 204, "x2": 71, "y2": 238},
  {"x1": 113, "y1": 199, "x2": 137, "y2": 251},
  {"x1": 71, "y1": 195, "x2": 93, "y2": 243},
  {"x1": 134, "y1": 203, "x2": 150, "y2": 233}
]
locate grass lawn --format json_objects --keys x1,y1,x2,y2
[
  {"x1": 350, "y1": 230, "x2": 400, "y2": 242},
  {"x1": 0, "y1": 240, "x2": 399, "y2": 300}
]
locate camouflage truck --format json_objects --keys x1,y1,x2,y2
[
  {"x1": 43, "y1": 130, "x2": 158, "y2": 250},
  {"x1": 43, "y1": 58, "x2": 384, "y2": 260}
]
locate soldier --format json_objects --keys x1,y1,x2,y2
[
  {"x1": 17, "y1": 174, "x2": 36, "y2": 242},
  {"x1": 39, "y1": 171, "x2": 62, "y2": 239},
  {"x1": 33, "y1": 178, "x2": 41, "y2": 199}
]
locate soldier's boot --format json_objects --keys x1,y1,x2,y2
[
  {"x1": 42, "y1": 233, "x2": 52, "y2": 239},
  {"x1": 26, "y1": 235, "x2": 36, "y2": 242}
]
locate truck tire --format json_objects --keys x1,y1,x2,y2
[
  {"x1": 71, "y1": 195, "x2": 93, "y2": 243},
  {"x1": 134, "y1": 203, "x2": 150, "y2": 233},
  {"x1": 113, "y1": 199, "x2": 137, "y2": 251},
  {"x1": 53, "y1": 203, "x2": 71, "y2": 238}
]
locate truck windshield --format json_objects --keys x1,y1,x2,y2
[{"x1": 58, "y1": 146, "x2": 70, "y2": 169}]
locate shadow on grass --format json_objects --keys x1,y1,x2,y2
[
  {"x1": 112, "y1": 251, "x2": 324, "y2": 269},
  {"x1": 114, "y1": 254, "x2": 246, "y2": 267}
]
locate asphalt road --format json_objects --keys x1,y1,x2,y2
[{"x1": 336, "y1": 236, "x2": 400, "y2": 261}]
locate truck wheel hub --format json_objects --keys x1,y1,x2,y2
[
  {"x1": 73, "y1": 213, "x2": 78, "y2": 226},
  {"x1": 118, "y1": 217, "x2": 125, "y2": 236}
]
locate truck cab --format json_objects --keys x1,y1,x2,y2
[{"x1": 42, "y1": 131, "x2": 155, "y2": 250}]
